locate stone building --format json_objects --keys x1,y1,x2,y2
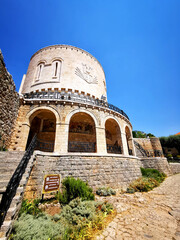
[
  {"x1": 9, "y1": 45, "x2": 135, "y2": 156},
  {"x1": 3, "y1": 45, "x2": 171, "y2": 197}
]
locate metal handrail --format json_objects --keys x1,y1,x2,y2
[
  {"x1": 0, "y1": 135, "x2": 37, "y2": 227},
  {"x1": 23, "y1": 91, "x2": 129, "y2": 120}
]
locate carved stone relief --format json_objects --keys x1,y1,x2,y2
[{"x1": 75, "y1": 63, "x2": 98, "y2": 84}]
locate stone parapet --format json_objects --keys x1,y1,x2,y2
[
  {"x1": 140, "y1": 157, "x2": 172, "y2": 175},
  {"x1": 169, "y1": 163, "x2": 180, "y2": 174}
]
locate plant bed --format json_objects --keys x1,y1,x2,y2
[
  {"x1": 127, "y1": 168, "x2": 166, "y2": 193},
  {"x1": 10, "y1": 177, "x2": 115, "y2": 240}
]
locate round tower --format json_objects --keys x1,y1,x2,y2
[{"x1": 20, "y1": 45, "x2": 107, "y2": 101}]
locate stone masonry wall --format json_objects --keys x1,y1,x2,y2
[
  {"x1": 24, "y1": 154, "x2": 142, "y2": 199},
  {"x1": 169, "y1": 163, "x2": 180, "y2": 174},
  {"x1": 134, "y1": 137, "x2": 164, "y2": 157},
  {"x1": 140, "y1": 157, "x2": 172, "y2": 175},
  {"x1": 0, "y1": 50, "x2": 19, "y2": 148}
]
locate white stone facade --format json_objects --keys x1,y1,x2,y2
[{"x1": 20, "y1": 45, "x2": 107, "y2": 101}]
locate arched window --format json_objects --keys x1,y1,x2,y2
[
  {"x1": 35, "y1": 62, "x2": 44, "y2": 81},
  {"x1": 105, "y1": 118, "x2": 123, "y2": 154},
  {"x1": 26, "y1": 109, "x2": 56, "y2": 152},
  {"x1": 68, "y1": 112, "x2": 96, "y2": 153},
  {"x1": 52, "y1": 60, "x2": 61, "y2": 79}
]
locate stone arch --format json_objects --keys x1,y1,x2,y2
[
  {"x1": 65, "y1": 109, "x2": 98, "y2": 127},
  {"x1": 68, "y1": 111, "x2": 97, "y2": 153},
  {"x1": 105, "y1": 117, "x2": 123, "y2": 154},
  {"x1": 25, "y1": 107, "x2": 60, "y2": 152},
  {"x1": 102, "y1": 115, "x2": 123, "y2": 132},
  {"x1": 25, "y1": 106, "x2": 60, "y2": 125},
  {"x1": 125, "y1": 125, "x2": 134, "y2": 156}
]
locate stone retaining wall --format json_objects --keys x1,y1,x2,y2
[
  {"x1": 0, "y1": 50, "x2": 19, "y2": 148},
  {"x1": 24, "y1": 154, "x2": 142, "y2": 199},
  {"x1": 140, "y1": 157, "x2": 172, "y2": 175},
  {"x1": 169, "y1": 163, "x2": 180, "y2": 174}
]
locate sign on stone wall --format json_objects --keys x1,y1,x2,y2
[{"x1": 42, "y1": 174, "x2": 60, "y2": 194}]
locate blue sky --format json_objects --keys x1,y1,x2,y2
[{"x1": 1, "y1": 0, "x2": 179, "y2": 137}]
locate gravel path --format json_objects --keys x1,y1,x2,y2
[{"x1": 96, "y1": 174, "x2": 180, "y2": 240}]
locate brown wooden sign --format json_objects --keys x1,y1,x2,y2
[{"x1": 42, "y1": 174, "x2": 60, "y2": 194}]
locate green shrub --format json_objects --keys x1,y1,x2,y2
[
  {"x1": 96, "y1": 187, "x2": 116, "y2": 196},
  {"x1": 11, "y1": 213, "x2": 64, "y2": 240},
  {"x1": 56, "y1": 177, "x2": 95, "y2": 204},
  {"x1": 140, "y1": 168, "x2": 166, "y2": 183},
  {"x1": 128, "y1": 168, "x2": 166, "y2": 192},
  {"x1": 167, "y1": 154, "x2": 173, "y2": 159},
  {"x1": 19, "y1": 199, "x2": 41, "y2": 216},
  {"x1": 126, "y1": 187, "x2": 135, "y2": 194},
  {"x1": 129, "y1": 177, "x2": 159, "y2": 192}
]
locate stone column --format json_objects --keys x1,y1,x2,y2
[
  {"x1": 54, "y1": 123, "x2": 69, "y2": 153},
  {"x1": 121, "y1": 132, "x2": 129, "y2": 156},
  {"x1": 96, "y1": 127, "x2": 107, "y2": 154}
]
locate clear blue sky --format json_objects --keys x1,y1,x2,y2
[{"x1": 1, "y1": 0, "x2": 179, "y2": 137}]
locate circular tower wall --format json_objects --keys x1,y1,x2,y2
[{"x1": 21, "y1": 45, "x2": 107, "y2": 100}]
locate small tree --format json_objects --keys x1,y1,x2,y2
[{"x1": 160, "y1": 135, "x2": 180, "y2": 153}]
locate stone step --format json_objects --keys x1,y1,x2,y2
[
  {"x1": 0, "y1": 160, "x2": 22, "y2": 165},
  {"x1": 0, "y1": 152, "x2": 35, "y2": 239},
  {"x1": 0, "y1": 169, "x2": 17, "y2": 174},
  {"x1": 0, "y1": 155, "x2": 24, "y2": 161},
  {"x1": 0, "y1": 181, "x2": 9, "y2": 189},
  {"x1": 0, "y1": 177, "x2": 27, "y2": 189},
  {"x1": 9, "y1": 194, "x2": 22, "y2": 208},
  {"x1": 0, "y1": 220, "x2": 12, "y2": 236},
  {"x1": 0, "y1": 185, "x2": 24, "y2": 195},
  {"x1": 0, "y1": 151, "x2": 25, "y2": 155},
  {"x1": 0, "y1": 173, "x2": 27, "y2": 181},
  {"x1": 0, "y1": 164, "x2": 20, "y2": 170},
  {"x1": 5, "y1": 207, "x2": 16, "y2": 221},
  {"x1": 0, "y1": 165, "x2": 31, "y2": 174}
]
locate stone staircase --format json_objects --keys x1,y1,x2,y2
[{"x1": 0, "y1": 151, "x2": 36, "y2": 239}]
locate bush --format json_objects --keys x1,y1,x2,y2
[
  {"x1": 11, "y1": 213, "x2": 64, "y2": 240},
  {"x1": 160, "y1": 135, "x2": 180, "y2": 154},
  {"x1": 126, "y1": 187, "x2": 135, "y2": 194},
  {"x1": 129, "y1": 177, "x2": 159, "y2": 192},
  {"x1": 56, "y1": 177, "x2": 95, "y2": 204},
  {"x1": 167, "y1": 154, "x2": 173, "y2": 159},
  {"x1": 127, "y1": 168, "x2": 166, "y2": 193},
  {"x1": 140, "y1": 168, "x2": 166, "y2": 183},
  {"x1": 19, "y1": 199, "x2": 41, "y2": 216},
  {"x1": 96, "y1": 187, "x2": 116, "y2": 196}
]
